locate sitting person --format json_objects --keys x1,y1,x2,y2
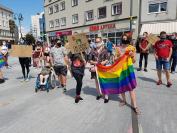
[{"x1": 39, "y1": 63, "x2": 51, "y2": 85}]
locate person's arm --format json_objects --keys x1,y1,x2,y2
[{"x1": 167, "y1": 43, "x2": 173, "y2": 61}]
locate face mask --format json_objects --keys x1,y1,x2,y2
[
  {"x1": 96, "y1": 41, "x2": 103, "y2": 48},
  {"x1": 171, "y1": 36, "x2": 176, "y2": 40},
  {"x1": 2, "y1": 41, "x2": 6, "y2": 45},
  {"x1": 160, "y1": 36, "x2": 166, "y2": 41},
  {"x1": 122, "y1": 39, "x2": 130, "y2": 44}
]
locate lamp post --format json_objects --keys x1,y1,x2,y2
[
  {"x1": 129, "y1": 0, "x2": 133, "y2": 33},
  {"x1": 14, "y1": 13, "x2": 23, "y2": 40}
]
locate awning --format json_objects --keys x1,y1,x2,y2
[{"x1": 140, "y1": 21, "x2": 177, "y2": 35}]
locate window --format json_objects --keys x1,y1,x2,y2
[
  {"x1": 149, "y1": 2, "x2": 167, "y2": 13},
  {"x1": 86, "y1": 0, "x2": 92, "y2": 2},
  {"x1": 72, "y1": 0, "x2": 78, "y2": 7},
  {"x1": 72, "y1": 14, "x2": 78, "y2": 24},
  {"x1": 60, "y1": 1, "x2": 65, "y2": 11},
  {"x1": 49, "y1": 20, "x2": 54, "y2": 28},
  {"x1": 54, "y1": 4, "x2": 59, "y2": 13},
  {"x1": 55, "y1": 19, "x2": 60, "y2": 27},
  {"x1": 86, "y1": 10, "x2": 94, "y2": 21},
  {"x1": 49, "y1": 0, "x2": 52, "y2": 2},
  {"x1": 98, "y1": 7, "x2": 106, "y2": 19},
  {"x1": 112, "y1": 3, "x2": 122, "y2": 15},
  {"x1": 61, "y1": 17, "x2": 66, "y2": 26},
  {"x1": 49, "y1": 7, "x2": 53, "y2": 14}
]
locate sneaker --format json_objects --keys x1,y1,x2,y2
[
  {"x1": 63, "y1": 87, "x2": 67, "y2": 93},
  {"x1": 96, "y1": 95, "x2": 102, "y2": 100},
  {"x1": 144, "y1": 68, "x2": 148, "y2": 72},
  {"x1": 75, "y1": 97, "x2": 80, "y2": 103},
  {"x1": 104, "y1": 98, "x2": 109, "y2": 103},
  {"x1": 79, "y1": 97, "x2": 83, "y2": 100},
  {"x1": 25, "y1": 78, "x2": 30, "y2": 82},
  {"x1": 156, "y1": 80, "x2": 162, "y2": 85},
  {"x1": 137, "y1": 68, "x2": 142, "y2": 71},
  {"x1": 171, "y1": 71, "x2": 175, "y2": 74},
  {"x1": 20, "y1": 78, "x2": 25, "y2": 82},
  {"x1": 166, "y1": 82, "x2": 172, "y2": 88}
]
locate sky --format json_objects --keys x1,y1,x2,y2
[{"x1": 0, "y1": 0, "x2": 44, "y2": 34}]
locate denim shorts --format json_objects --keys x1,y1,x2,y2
[{"x1": 156, "y1": 59, "x2": 170, "y2": 70}]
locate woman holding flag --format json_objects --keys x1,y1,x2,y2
[{"x1": 116, "y1": 34, "x2": 140, "y2": 114}]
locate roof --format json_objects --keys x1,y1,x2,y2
[{"x1": 0, "y1": 4, "x2": 13, "y2": 13}]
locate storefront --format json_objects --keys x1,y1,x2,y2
[
  {"x1": 56, "y1": 30, "x2": 72, "y2": 42},
  {"x1": 86, "y1": 23, "x2": 131, "y2": 45}
]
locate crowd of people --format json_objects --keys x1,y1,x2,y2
[{"x1": 0, "y1": 31, "x2": 177, "y2": 115}]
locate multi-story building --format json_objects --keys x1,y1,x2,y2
[
  {"x1": 39, "y1": 13, "x2": 46, "y2": 41},
  {"x1": 140, "y1": 0, "x2": 177, "y2": 35},
  {"x1": 0, "y1": 4, "x2": 14, "y2": 43},
  {"x1": 31, "y1": 12, "x2": 44, "y2": 40},
  {"x1": 44, "y1": 0, "x2": 140, "y2": 44}
]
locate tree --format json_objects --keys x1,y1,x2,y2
[{"x1": 25, "y1": 34, "x2": 35, "y2": 45}]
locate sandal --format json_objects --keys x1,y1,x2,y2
[{"x1": 133, "y1": 107, "x2": 141, "y2": 115}]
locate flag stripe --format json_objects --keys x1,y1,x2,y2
[{"x1": 99, "y1": 72, "x2": 136, "y2": 90}]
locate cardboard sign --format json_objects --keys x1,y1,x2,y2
[
  {"x1": 67, "y1": 33, "x2": 89, "y2": 54},
  {"x1": 147, "y1": 34, "x2": 160, "y2": 45},
  {"x1": 10, "y1": 45, "x2": 32, "y2": 57}
]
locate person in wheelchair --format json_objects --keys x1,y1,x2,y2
[{"x1": 39, "y1": 63, "x2": 51, "y2": 85}]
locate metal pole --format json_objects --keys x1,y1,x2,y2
[{"x1": 130, "y1": 0, "x2": 133, "y2": 32}]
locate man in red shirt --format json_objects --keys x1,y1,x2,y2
[
  {"x1": 137, "y1": 32, "x2": 149, "y2": 72},
  {"x1": 154, "y1": 31, "x2": 173, "y2": 87}
]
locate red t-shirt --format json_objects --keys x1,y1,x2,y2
[
  {"x1": 154, "y1": 40, "x2": 173, "y2": 59},
  {"x1": 140, "y1": 39, "x2": 149, "y2": 53}
]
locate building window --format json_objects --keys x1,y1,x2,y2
[
  {"x1": 60, "y1": 1, "x2": 65, "y2": 11},
  {"x1": 98, "y1": 6, "x2": 106, "y2": 19},
  {"x1": 61, "y1": 17, "x2": 66, "y2": 26},
  {"x1": 72, "y1": 0, "x2": 78, "y2": 7},
  {"x1": 49, "y1": 7, "x2": 53, "y2": 14},
  {"x1": 54, "y1": 4, "x2": 59, "y2": 13},
  {"x1": 86, "y1": 10, "x2": 94, "y2": 21},
  {"x1": 72, "y1": 14, "x2": 78, "y2": 24},
  {"x1": 49, "y1": 0, "x2": 52, "y2": 2},
  {"x1": 86, "y1": 0, "x2": 92, "y2": 2},
  {"x1": 112, "y1": 3, "x2": 122, "y2": 15},
  {"x1": 55, "y1": 19, "x2": 60, "y2": 27},
  {"x1": 149, "y1": 2, "x2": 167, "y2": 13},
  {"x1": 49, "y1": 20, "x2": 54, "y2": 28}
]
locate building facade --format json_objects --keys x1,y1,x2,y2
[
  {"x1": 140, "y1": 0, "x2": 177, "y2": 35},
  {"x1": 0, "y1": 4, "x2": 14, "y2": 43},
  {"x1": 31, "y1": 12, "x2": 44, "y2": 40},
  {"x1": 44, "y1": 0, "x2": 140, "y2": 44}
]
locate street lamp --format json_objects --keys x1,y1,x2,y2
[{"x1": 14, "y1": 13, "x2": 24, "y2": 40}]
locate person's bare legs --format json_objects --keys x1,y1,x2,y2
[
  {"x1": 120, "y1": 93, "x2": 126, "y2": 106},
  {"x1": 95, "y1": 78, "x2": 101, "y2": 95},
  {"x1": 165, "y1": 70, "x2": 170, "y2": 82},
  {"x1": 0, "y1": 70, "x2": 3, "y2": 79},
  {"x1": 40, "y1": 75, "x2": 44, "y2": 85},
  {"x1": 157, "y1": 70, "x2": 162, "y2": 81},
  {"x1": 130, "y1": 90, "x2": 140, "y2": 114}
]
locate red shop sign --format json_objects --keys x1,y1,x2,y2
[
  {"x1": 89, "y1": 23, "x2": 116, "y2": 32},
  {"x1": 56, "y1": 30, "x2": 72, "y2": 36}
]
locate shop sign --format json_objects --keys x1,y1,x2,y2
[
  {"x1": 89, "y1": 23, "x2": 116, "y2": 32},
  {"x1": 56, "y1": 30, "x2": 72, "y2": 37}
]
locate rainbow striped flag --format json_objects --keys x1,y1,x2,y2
[
  {"x1": 96, "y1": 54, "x2": 137, "y2": 95},
  {"x1": 0, "y1": 54, "x2": 5, "y2": 68}
]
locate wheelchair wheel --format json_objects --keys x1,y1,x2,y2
[{"x1": 50, "y1": 74, "x2": 56, "y2": 89}]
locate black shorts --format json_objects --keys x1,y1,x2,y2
[
  {"x1": 44, "y1": 53, "x2": 49, "y2": 56},
  {"x1": 54, "y1": 65, "x2": 67, "y2": 76},
  {"x1": 91, "y1": 72, "x2": 96, "y2": 79}
]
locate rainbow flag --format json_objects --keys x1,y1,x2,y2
[
  {"x1": 96, "y1": 54, "x2": 137, "y2": 95},
  {"x1": 0, "y1": 54, "x2": 5, "y2": 68}
]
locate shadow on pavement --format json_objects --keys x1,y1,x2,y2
[{"x1": 137, "y1": 76, "x2": 157, "y2": 83}]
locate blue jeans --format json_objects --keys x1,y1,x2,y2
[{"x1": 156, "y1": 59, "x2": 170, "y2": 71}]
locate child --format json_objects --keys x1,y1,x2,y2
[{"x1": 39, "y1": 63, "x2": 51, "y2": 85}]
